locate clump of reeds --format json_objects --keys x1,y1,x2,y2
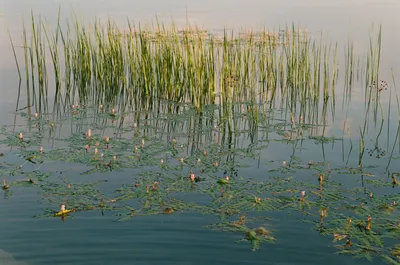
[{"x1": 14, "y1": 12, "x2": 358, "y2": 112}]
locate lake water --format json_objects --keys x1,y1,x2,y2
[{"x1": 1, "y1": 1, "x2": 400, "y2": 264}]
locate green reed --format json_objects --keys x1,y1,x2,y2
[
  {"x1": 344, "y1": 39, "x2": 354, "y2": 106},
  {"x1": 10, "y1": 11, "x2": 388, "y2": 144},
  {"x1": 358, "y1": 25, "x2": 383, "y2": 167},
  {"x1": 21, "y1": 21, "x2": 31, "y2": 115},
  {"x1": 14, "y1": 13, "x2": 356, "y2": 112},
  {"x1": 12, "y1": 13, "x2": 392, "y2": 179}
]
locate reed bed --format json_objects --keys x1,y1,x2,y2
[
  {"x1": 12, "y1": 13, "x2": 392, "y2": 172},
  {"x1": 15, "y1": 13, "x2": 358, "y2": 115}
]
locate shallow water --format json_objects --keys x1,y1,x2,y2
[
  {"x1": 1, "y1": 1, "x2": 400, "y2": 265},
  {"x1": 0, "y1": 103, "x2": 398, "y2": 264}
]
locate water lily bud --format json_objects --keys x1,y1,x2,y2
[
  {"x1": 392, "y1": 174, "x2": 398, "y2": 185},
  {"x1": 190, "y1": 173, "x2": 195, "y2": 182},
  {"x1": 318, "y1": 174, "x2": 323, "y2": 183},
  {"x1": 153, "y1": 181, "x2": 159, "y2": 190},
  {"x1": 3, "y1": 179, "x2": 7, "y2": 188}
]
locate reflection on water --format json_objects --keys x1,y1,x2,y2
[
  {"x1": 0, "y1": 99, "x2": 398, "y2": 264},
  {"x1": 1, "y1": 1, "x2": 400, "y2": 265}
]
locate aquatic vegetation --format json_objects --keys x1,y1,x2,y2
[
  {"x1": 4, "y1": 9, "x2": 400, "y2": 263},
  {"x1": 54, "y1": 204, "x2": 73, "y2": 217},
  {"x1": 11, "y1": 12, "x2": 384, "y2": 119},
  {"x1": 206, "y1": 215, "x2": 275, "y2": 251},
  {"x1": 0, "y1": 99, "x2": 399, "y2": 260}
]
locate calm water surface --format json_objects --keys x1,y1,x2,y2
[{"x1": 1, "y1": 1, "x2": 400, "y2": 264}]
